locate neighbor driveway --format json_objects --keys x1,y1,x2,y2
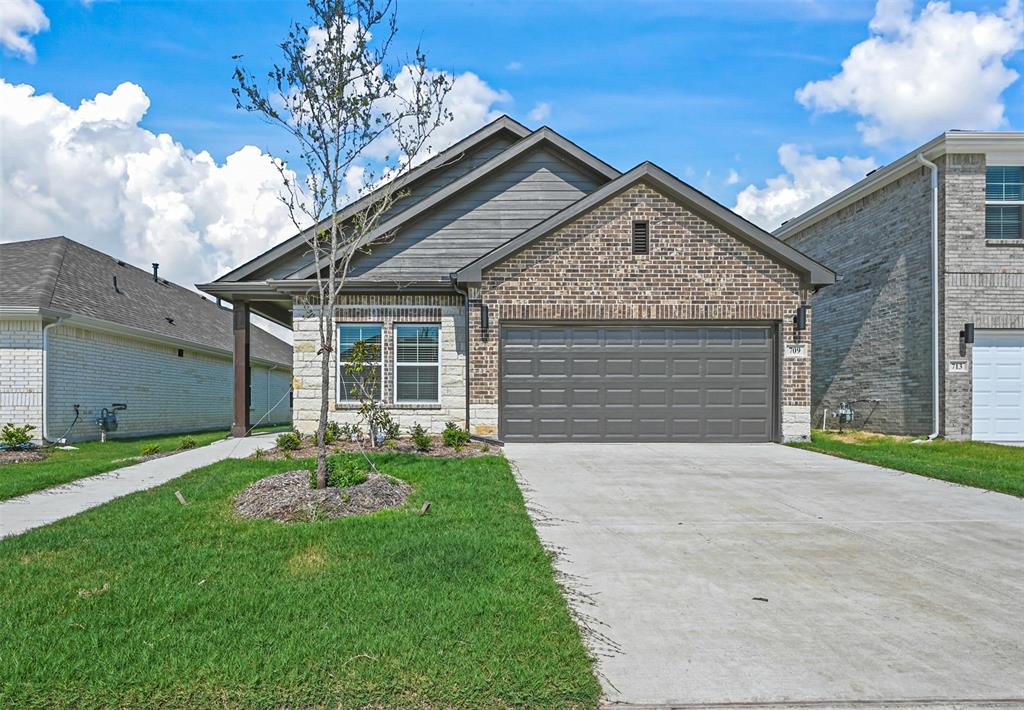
[{"x1": 507, "y1": 443, "x2": 1024, "y2": 707}]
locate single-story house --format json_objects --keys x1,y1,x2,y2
[
  {"x1": 200, "y1": 116, "x2": 834, "y2": 443},
  {"x1": 0, "y1": 236, "x2": 293, "y2": 443},
  {"x1": 777, "y1": 131, "x2": 1024, "y2": 443}
]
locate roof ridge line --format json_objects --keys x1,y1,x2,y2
[{"x1": 43, "y1": 236, "x2": 70, "y2": 309}]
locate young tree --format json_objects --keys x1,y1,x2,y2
[{"x1": 233, "y1": 0, "x2": 452, "y2": 488}]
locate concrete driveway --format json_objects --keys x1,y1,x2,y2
[{"x1": 507, "y1": 443, "x2": 1024, "y2": 707}]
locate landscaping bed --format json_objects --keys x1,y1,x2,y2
[
  {"x1": 235, "y1": 468, "x2": 412, "y2": 522},
  {"x1": 790, "y1": 429, "x2": 1024, "y2": 497},
  {"x1": 0, "y1": 453, "x2": 600, "y2": 708}
]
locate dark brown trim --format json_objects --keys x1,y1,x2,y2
[{"x1": 231, "y1": 301, "x2": 251, "y2": 437}]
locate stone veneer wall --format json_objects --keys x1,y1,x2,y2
[
  {"x1": 939, "y1": 153, "x2": 1024, "y2": 438},
  {"x1": 291, "y1": 294, "x2": 467, "y2": 436},
  {"x1": 469, "y1": 182, "x2": 812, "y2": 441},
  {"x1": 785, "y1": 167, "x2": 933, "y2": 434}
]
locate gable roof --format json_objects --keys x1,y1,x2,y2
[
  {"x1": 0, "y1": 237, "x2": 292, "y2": 366},
  {"x1": 283, "y1": 126, "x2": 621, "y2": 281},
  {"x1": 456, "y1": 162, "x2": 836, "y2": 286},
  {"x1": 214, "y1": 115, "x2": 533, "y2": 284}
]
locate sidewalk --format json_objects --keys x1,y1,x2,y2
[{"x1": 0, "y1": 433, "x2": 277, "y2": 539}]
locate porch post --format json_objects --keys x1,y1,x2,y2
[{"x1": 231, "y1": 301, "x2": 251, "y2": 437}]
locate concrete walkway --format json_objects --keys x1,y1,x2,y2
[
  {"x1": 0, "y1": 433, "x2": 277, "y2": 539},
  {"x1": 508, "y1": 442, "x2": 1024, "y2": 708}
]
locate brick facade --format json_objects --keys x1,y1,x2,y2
[
  {"x1": 785, "y1": 152, "x2": 1024, "y2": 439},
  {"x1": 470, "y1": 183, "x2": 812, "y2": 440},
  {"x1": 786, "y1": 167, "x2": 934, "y2": 433},
  {"x1": 0, "y1": 317, "x2": 292, "y2": 442}
]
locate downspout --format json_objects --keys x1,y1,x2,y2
[
  {"x1": 916, "y1": 154, "x2": 940, "y2": 441},
  {"x1": 41, "y1": 316, "x2": 66, "y2": 443},
  {"x1": 449, "y1": 274, "x2": 471, "y2": 432}
]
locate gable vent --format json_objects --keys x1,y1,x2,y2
[{"x1": 632, "y1": 220, "x2": 650, "y2": 255}]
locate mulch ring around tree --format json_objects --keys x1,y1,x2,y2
[
  {"x1": 234, "y1": 469, "x2": 413, "y2": 523},
  {"x1": 0, "y1": 449, "x2": 47, "y2": 465},
  {"x1": 261, "y1": 436, "x2": 496, "y2": 461}
]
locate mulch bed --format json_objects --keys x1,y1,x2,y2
[
  {"x1": 262, "y1": 436, "x2": 496, "y2": 461},
  {"x1": 0, "y1": 449, "x2": 47, "y2": 465},
  {"x1": 234, "y1": 469, "x2": 412, "y2": 523}
]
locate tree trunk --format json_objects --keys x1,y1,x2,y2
[{"x1": 315, "y1": 325, "x2": 331, "y2": 489}]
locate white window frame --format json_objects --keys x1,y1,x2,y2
[
  {"x1": 985, "y1": 165, "x2": 1024, "y2": 240},
  {"x1": 393, "y1": 323, "x2": 442, "y2": 405},
  {"x1": 336, "y1": 323, "x2": 383, "y2": 403}
]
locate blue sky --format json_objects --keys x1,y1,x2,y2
[{"x1": 2, "y1": 0, "x2": 1023, "y2": 290}]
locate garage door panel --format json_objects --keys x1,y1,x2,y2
[
  {"x1": 972, "y1": 330, "x2": 1024, "y2": 442},
  {"x1": 501, "y1": 324, "x2": 775, "y2": 442}
]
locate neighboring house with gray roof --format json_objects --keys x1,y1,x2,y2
[
  {"x1": 0, "y1": 236, "x2": 292, "y2": 442},
  {"x1": 201, "y1": 116, "x2": 833, "y2": 443}
]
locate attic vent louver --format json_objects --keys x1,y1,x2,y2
[{"x1": 632, "y1": 220, "x2": 649, "y2": 255}]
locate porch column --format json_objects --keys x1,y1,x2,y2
[{"x1": 231, "y1": 301, "x2": 251, "y2": 437}]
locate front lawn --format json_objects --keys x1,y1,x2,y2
[
  {"x1": 0, "y1": 453, "x2": 599, "y2": 709},
  {"x1": 790, "y1": 430, "x2": 1024, "y2": 497},
  {"x1": 0, "y1": 426, "x2": 283, "y2": 501}
]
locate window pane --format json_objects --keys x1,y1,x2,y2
[
  {"x1": 396, "y1": 365, "x2": 439, "y2": 402},
  {"x1": 986, "y1": 205, "x2": 1022, "y2": 240},
  {"x1": 395, "y1": 325, "x2": 440, "y2": 364},
  {"x1": 339, "y1": 365, "x2": 381, "y2": 401},
  {"x1": 986, "y1": 166, "x2": 1024, "y2": 201},
  {"x1": 338, "y1": 324, "x2": 382, "y2": 362}
]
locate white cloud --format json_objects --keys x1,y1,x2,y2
[
  {"x1": 506, "y1": 61, "x2": 522, "y2": 71},
  {"x1": 0, "y1": 79, "x2": 302, "y2": 289},
  {"x1": 0, "y1": 0, "x2": 48, "y2": 61},
  {"x1": 527, "y1": 101, "x2": 551, "y2": 122},
  {"x1": 725, "y1": 169, "x2": 740, "y2": 185},
  {"x1": 797, "y1": 0, "x2": 1024, "y2": 145},
  {"x1": 733, "y1": 144, "x2": 877, "y2": 230}
]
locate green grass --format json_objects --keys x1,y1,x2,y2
[
  {"x1": 790, "y1": 430, "x2": 1024, "y2": 497},
  {"x1": 0, "y1": 426, "x2": 284, "y2": 502},
  {"x1": 0, "y1": 453, "x2": 599, "y2": 709}
]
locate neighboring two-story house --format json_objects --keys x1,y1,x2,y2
[
  {"x1": 201, "y1": 116, "x2": 834, "y2": 444},
  {"x1": 778, "y1": 132, "x2": 1024, "y2": 443}
]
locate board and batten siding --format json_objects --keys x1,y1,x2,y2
[
  {"x1": 40, "y1": 323, "x2": 292, "y2": 442},
  {"x1": 346, "y1": 147, "x2": 603, "y2": 282},
  {"x1": 0, "y1": 318, "x2": 44, "y2": 435},
  {"x1": 248, "y1": 134, "x2": 520, "y2": 281}
]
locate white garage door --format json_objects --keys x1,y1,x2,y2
[{"x1": 972, "y1": 330, "x2": 1024, "y2": 442}]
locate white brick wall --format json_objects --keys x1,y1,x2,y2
[
  {"x1": 292, "y1": 304, "x2": 467, "y2": 436},
  {"x1": 0, "y1": 319, "x2": 44, "y2": 436},
  {"x1": 42, "y1": 323, "x2": 291, "y2": 442}
]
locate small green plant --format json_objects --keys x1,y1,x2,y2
[
  {"x1": 1, "y1": 423, "x2": 36, "y2": 450},
  {"x1": 178, "y1": 436, "x2": 198, "y2": 451},
  {"x1": 140, "y1": 444, "x2": 161, "y2": 457},
  {"x1": 409, "y1": 423, "x2": 433, "y2": 452},
  {"x1": 310, "y1": 456, "x2": 369, "y2": 488},
  {"x1": 322, "y1": 421, "x2": 343, "y2": 445},
  {"x1": 382, "y1": 438, "x2": 398, "y2": 451},
  {"x1": 276, "y1": 431, "x2": 302, "y2": 451},
  {"x1": 252, "y1": 447, "x2": 266, "y2": 460},
  {"x1": 442, "y1": 421, "x2": 470, "y2": 450},
  {"x1": 379, "y1": 411, "x2": 401, "y2": 441}
]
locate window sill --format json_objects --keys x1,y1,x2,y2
[
  {"x1": 985, "y1": 239, "x2": 1024, "y2": 247},
  {"x1": 334, "y1": 402, "x2": 442, "y2": 411}
]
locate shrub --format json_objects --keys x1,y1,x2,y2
[
  {"x1": 178, "y1": 436, "x2": 198, "y2": 451},
  {"x1": 379, "y1": 411, "x2": 401, "y2": 441},
  {"x1": 276, "y1": 431, "x2": 302, "y2": 451},
  {"x1": 322, "y1": 421, "x2": 343, "y2": 445},
  {"x1": 409, "y1": 423, "x2": 432, "y2": 452},
  {"x1": 442, "y1": 421, "x2": 470, "y2": 450},
  {"x1": 140, "y1": 444, "x2": 161, "y2": 457},
  {"x1": 310, "y1": 455, "x2": 369, "y2": 488},
  {"x1": 252, "y1": 447, "x2": 266, "y2": 460},
  {"x1": 1, "y1": 423, "x2": 36, "y2": 450}
]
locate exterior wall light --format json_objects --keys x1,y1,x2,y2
[
  {"x1": 480, "y1": 303, "x2": 489, "y2": 332},
  {"x1": 793, "y1": 305, "x2": 808, "y2": 332},
  {"x1": 962, "y1": 323, "x2": 975, "y2": 344}
]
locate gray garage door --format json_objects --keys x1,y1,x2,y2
[{"x1": 500, "y1": 324, "x2": 776, "y2": 442}]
